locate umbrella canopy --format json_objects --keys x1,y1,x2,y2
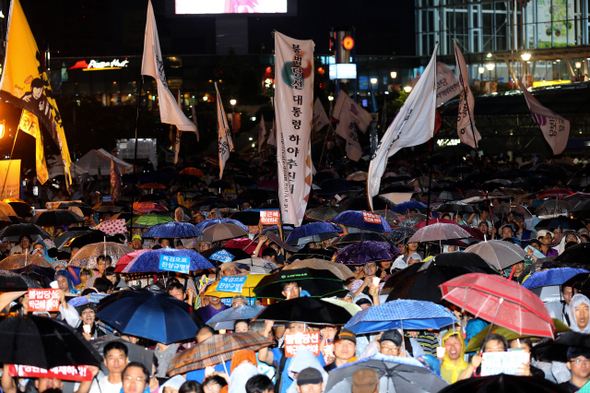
[
  {"x1": 440, "y1": 273, "x2": 554, "y2": 337},
  {"x1": 129, "y1": 214, "x2": 173, "y2": 228},
  {"x1": 33, "y1": 210, "x2": 84, "y2": 226},
  {"x1": 324, "y1": 356, "x2": 448, "y2": 393},
  {"x1": 0, "y1": 254, "x2": 53, "y2": 270},
  {"x1": 62, "y1": 232, "x2": 121, "y2": 250},
  {"x1": 372, "y1": 210, "x2": 404, "y2": 228},
  {"x1": 535, "y1": 199, "x2": 573, "y2": 218},
  {"x1": 389, "y1": 226, "x2": 418, "y2": 245},
  {"x1": 532, "y1": 331, "x2": 590, "y2": 363},
  {"x1": 0, "y1": 201, "x2": 18, "y2": 217},
  {"x1": 305, "y1": 207, "x2": 341, "y2": 222},
  {"x1": 0, "y1": 315, "x2": 102, "y2": 369},
  {"x1": 6, "y1": 200, "x2": 32, "y2": 217},
  {"x1": 437, "y1": 373, "x2": 564, "y2": 393},
  {"x1": 96, "y1": 289, "x2": 200, "y2": 344},
  {"x1": 122, "y1": 248, "x2": 214, "y2": 274},
  {"x1": 392, "y1": 201, "x2": 427, "y2": 214},
  {"x1": 133, "y1": 201, "x2": 168, "y2": 213},
  {"x1": 138, "y1": 182, "x2": 166, "y2": 189},
  {"x1": 522, "y1": 267, "x2": 590, "y2": 289},
  {"x1": 464, "y1": 240, "x2": 526, "y2": 270},
  {"x1": 551, "y1": 243, "x2": 590, "y2": 269},
  {"x1": 0, "y1": 270, "x2": 42, "y2": 291},
  {"x1": 334, "y1": 241, "x2": 400, "y2": 265},
  {"x1": 195, "y1": 218, "x2": 249, "y2": 234},
  {"x1": 1, "y1": 223, "x2": 51, "y2": 242},
  {"x1": 143, "y1": 221, "x2": 201, "y2": 238},
  {"x1": 200, "y1": 223, "x2": 249, "y2": 243},
  {"x1": 206, "y1": 305, "x2": 265, "y2": 330},
  {"x1": 94, "y1": 219, "x2": 128, "y2": 236},
  {"x1": 253, "y1": 297, "x2": 352, "y2": 325},
  {"x1": 167, "y1": 332, "x2": 273, "y2": 376},
  {"x1": 114, "y1": 249, "x2": 151, "y2": 273},
  {"x1": 224, "y1": 238, "x2": 267, "y2": 255},
  {"x1": 537, "y1": 188, "x2": 574, "y2": 199},
  {"x1": 286, "y1": 222, "x2": 342, "y2": 246},
  {"x1": 343, "y1": 299, "x2": 458, "y2": 334},
  {"x1": 409, "y1": 223, "x2": 472, "y2": 243},
  {"x1": 203, "y1": 274, "x2": 268, "y2": 299},
  {"x1": 331, "y1": 232, "x2": 389, "y2": 248},
  {"x1": 434, "y1": 201, "x2": 478, "y2": 213},
  {"x1": 228, "y1": 211, "x2": 261, "y2": 226},
  {"x1": 331, "y1": 210, "x2": 393, "y2": 233},
  {"x1": 92, "y1": 201, "x2": 126, "y2": 213},
  {"x1": 282, "y1": 258, "x2": 354, "y2": 281},
  {"x1": 286, "y1": 247, "x2": 335, "y2": 262},
  {"x1": 536, "y1": 216, "x2": 585, "y2": 231},
  {"x1": 69, "y1": 242, "x2": 134, "y2": 268},
  {"x1": 200, "y1": 247, "x2": 251, "y2": 265},
  {"x1": 179, "y1": 167, "x2": 204, "y2": 176},
  {"x1": 254, "y1": 268, "x2": 347, "y2": 299}
]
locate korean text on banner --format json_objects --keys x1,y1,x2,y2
[
  {"x1": 8, "y1": 365, "x2": 94, "y2": 382},
  {"x1": 0, "y1": 159, "x2": 21, "y2": 200},
  {"x1": 28, "y1": 289, "x2": 60, "y2": 312},
  {"x1": 274, "y1": 31, "x2": 314, "y2": 227},
  {"x1": 453, "y1": 40, "x2": 481, "y2": 149},
  {"x1": 366, "y1": 44, "x2": 438, "y2": 211},
  {"x1": 284, "y1": 331, "x2": 321, "y2": 357},
  {"x1": 260, "y1": 210, "x2": 280, "y2": 225},
  {"x1": 0, "y1": 0, "x2": 72, "y2": 184},
  {"x1": 215, "y1": 81, "x2": 233, "y2": 178},
  {"x1": 158, "y1": 254, "x2": 190, "y2": 274},
  {"x1": 217, "y1": 276, "x2": 248, "y2": 293}
]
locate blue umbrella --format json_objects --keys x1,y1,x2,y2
[
  {"x1": 334, "y1": 241, "x2": 400, "y2": 265},
  {"x1": 195, "y1": 218, "x2": 248, "y2": 234},
  {"x1": 96, "y1": 289, "x2": 199, "y2": 344},
  {"x1": 331, "y1": 210, "x2": 392, "y2": 232},
  {"x1": 392, "y1": 201, "x2": 427, "y2": 214},
  {"x1": 142, "y1": 221, "x2": 201, "y2": 238},
  {"x1": 206, "y1": 305, "x2": 265, "y2": 330},
  {"x1": 123, "y1": 248, "x2": 215, "y2": 273},
  {"x1": 343, "y1": 299, "x2": 458, "y2": 334},
  {"x1": 522, "y1": 267, "x2": 590, "y2": 289},
  {"x1": 285, "y1": 222, "x2": 342, "y2": 246}
]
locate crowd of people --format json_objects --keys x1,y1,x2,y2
[{"x1": 1, "y1": 154, "x2": 590, "y2": 393}]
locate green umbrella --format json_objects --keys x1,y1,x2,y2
[{"x1": 126, "y1": 214, "x2": 172, "y2": 228}]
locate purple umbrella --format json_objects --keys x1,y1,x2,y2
[
  {"x1": 331, "y1": 210, "x2": 392, "y2": 233},
  {"x1": 334, "y1": 241, "x2": 401, "y2": 265},
  {"x1": 285, "y1": 222, "x2": 342, "y2": 246}
]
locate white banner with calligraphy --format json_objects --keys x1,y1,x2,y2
[
  {"x1": 454, "y1": 41, "x2": 481, "y2": 149},
  {"x1": 274, "y1": 31, "x2": 314, "y2": 227},
  {"x1": 522, "y1": 83, "x2": 570, "y2": 155}
]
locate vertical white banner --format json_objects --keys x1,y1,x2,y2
[
  {"x1": 454, "y1": 41, "x2": 481, "y2": 149},
  {"x1": 274, "y1": 31, "x2": 314, "y2": 226},
  {"x1": 215, "y1": 82, "x2": 233, "y2": 178}
]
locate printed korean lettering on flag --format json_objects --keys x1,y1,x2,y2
[
  {"x1": 274, "y1": 31, "x2": 314, "y2": 227},
  {"x1": 435, "y1": 62, "x2": 460, "y2": 107},
  {"x1": 18, "y1": 110, "x2": 48, "y2": 184},
  {"x1": 333, "y1": 93, "x2": 362, "y2": 162},
  {"x1": 367, "y1": 44, "x2": 438, "y2": 211},
  {"x1": 215, "y1": 82, "x2": 233, "y2": 178},
  {"x1": 142, "y1": 0, "x2": 196, "y2": 133},
  {"x1": 522, "y1": 82, "x2": 570, "y2": 155},
  {"x1": 0, "y1": 0, "x2": 72, "y2": 184},
  {"x1": 333, "y1": 91, "x2": 372, "y2": 133},
  {"x1": 454, "y1": 40, "x2": 481, "y2": 149}
]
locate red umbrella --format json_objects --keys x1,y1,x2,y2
[
  {"x1": 408, "y1": 223, "x2": 472, "y2": 243},
  {"x1": 133, "y1": 202, "x2": 168, "y2": 213},
  {"x1": 440, "y1": 273, "x2": 554, "y2": 337},
  {"x1": 114, "y1": 249, "x2": 150, "y2": 273},
  {"x1": 537, "y1": 189, "x2": 574, "y2": 200},
  {"x1": 224, "y1": 238, "x2": 267, "y2": 255}
]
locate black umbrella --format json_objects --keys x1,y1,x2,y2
[
  {"x1": 200, "y1": 247, "x2": 250, "y2": 265},
  {"x1": 434, "y1": 201, "x2": 479, "y2": 214},
  {"x1": 209, "y1": 179, "x2": 231, "y2": 189},
  {"x1": 54, "y1": 227, "x2": 103, "y2": 250},
  {"x1": 532, "y1": 331, "x2": 590, "y2": 363},
  {"x1": 6, "y1": 200, "x2": 32, "y2": 217},
  {"x1": 63, "y1": 231, "x2": 121, "y2": 250},
  {"x1": 340, "y1": 195, "x2": 396, "y2": 211},
  {"x1": 535, "y1": 217, "x2": 584, "y2": 231},
  {"x1": 229, "y1": 211, "x2": 261, "y2": 226},
  {"x1": 90, "y1": 336, "x2": 154, "y2": 374},
  {"x1": 438, "y1": 374, "x2": 568, "y2": 393},
  {"x1": 254, "y1": 268, "x2": 347, "y2": 299},
  {"x1": 33, "y1": 210, "x2": 85, "y2": 226},
  {"x1": 253, "y1": 297, "x2": 352, "y2": 325},
  {"x1": 331, "y1": 232, "x2": 390, "y2": 248},
  {"x1": 12, "y1": 265, "x2": 55, "y2": 288},
  {"x1": 0, "y1": 223, "x2": 51, "y2": 242},
  {"x1": 286, "y1": 246, "x2": 335, "y2": 262},
  {"x1": 551, "y1": 243, "x2": 590, "y2": 269},
  {"x1": 0, "y1": 270, "x2": 41, "y2": 291},
  {"x1": 0, "y1": 316, "x2": 102, "y2": 369}
]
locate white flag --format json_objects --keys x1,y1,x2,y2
[
  {"x1": 274, "y1": 31, "x2": 313, "y2": 227},
  {"x1": 334, "y1": 93, "x2": 362, "y2": 162},
  {"x1": 333, "y1": 91, "x2": 373, "y2": 133},
  {"x1": 258, "y1": 114, "x2": 266, "y2": 153},
  {"x1": 522, "y1": 83, "x2": 570, "y2": 155},
  {"x1": 367, "y1": 45, "x2": 438, "y2": 211},
  {"x1": 313, "y1": 98, "x2": 330, "y2": 131},
  {"x1": 191, "y1": 97, "x2": 200, "y2": 142},
  {"x1": 141, "y1": 0, "x2": 196, "y2": 132},
  {"x1": 215, "y1": 82, "x2": 233, "y2": 178},
  {"x1": 436, "y1": 62, "x2": 460, "y2": 107},
  {"x1": 454, "y1": 41, "x2": 481, "y2": 149},
  {"x1": 267, "y1": 120, "x2": 276, "y2": 146}
]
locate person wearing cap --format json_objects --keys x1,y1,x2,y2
[
  {"x1": 324, "y1": 329, "x2": 357, "y2": 372},
  {"x1": 536, "y1": 229, "x2": 558, "y2": 257},
  {"x1": 376, "y1": 330, "x2": 406, "y2": 358},
  {"x1": 351, "y1": 368, "x2": 379, "y2": 393},
  {"x1": 295, "y1": 367, "x2": 324, "y2": 393},
  {"x1": 560, "y1": 348, "x2": 590, "y2": 392},
  {"x1": 131, "y1": 235, "x2": 143, "y2": 250},
  {"x1": 77, "y1": 303, "x2": 107, "y2": 340}
]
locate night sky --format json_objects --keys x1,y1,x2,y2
[{"x1": 20, "y1": 0, "x2": 415, "y2": 58}]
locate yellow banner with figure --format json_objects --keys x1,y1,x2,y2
[{"x1": 18, "y1": 110, "x2": 48, "y2": 185}]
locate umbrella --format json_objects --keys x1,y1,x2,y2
[
  {"x1": 203, "y1": 274, "x2": 268, "y2": 299},
  {"x1": 179, "y1": 167, "x2": 204, "y2": 176},
  {"x1": 133, "y1": 202, "x2": 168, "y2": 213},
  {"x1": 522, "y1": 267, "x2": 590, "y2": 289},
  {"x1": 54, "y1": 227, "x2": 103, "y2": 250},
  {"x1": 414, "y1": 219, "x2": 485, "y2": 241},
  {"x1": 331, "y1": 210, "x2": 393, "y2": 233},
  {"x1": 195, "y1": 218, "x2": 249, "y2": 234},
  {"x1": 440, "y1": 273, "x2": 554, "y2": 337},
  {"x1": 535, "y1": 216, "x2": 585, "y2": 231},
  {"x1": 122, "y1": 248, "x2": 214, "y2": 274},
  {"x1": 317, "y1": 178, "x2": 353, "y2": 195},
  {"x1": 92, "y1": 201, "x2": 126, "y2": 213},
  {"x1": 434, "y1": 202, "x2": 478, "y2": 213},
  {"x1": 90, "y1": 336, "x2": 154, "y2": 374},
  {"x1": 282, "y1": 258, "x2": 355, "y2": 281},
  {"x1": 532, "y1": 331, "x2": 590, "y2": 363},
  {"x1": 408, "y1": 223, "x2": 472, "y2": 243},
  {"x1": 537, "y1": 188, "x2": 574, "y2": 199},
  {"x1": 209, "y1": 179, "x2": 231, "y2": 189},
  {"x1": 166, "y1": 332, "x2": 273, "y2": 376},
  {"x1": 33, "y1": 210, "x2": 84, "y2": 226},
  {"x1": 285, "y1": 222, "x2": 342, "y2": 246},
  {"x1": 340, "y1": 195, "x2": 396, "y2": 212},
  {"x1": 114, "y1": 249, "x2": 151, "y2": 273},
  {"x1": 389, "y1": 226, "x2": 418, "y2": 245},
  {"x1": 0, "y1": 210, "x2": 11, "y2": 223},
  {"x1": 343, "y1": 299, "x2": 458, "y2": 334},
  {"x1": 334, "y1": 241, "x2": 400, "y2": 265},
  {"x1": 286, "y1": 247, "x2": 335, "y2": 262},
  {"x1": 224, "y1": 238, "x2": 267, "y2": 255},
  {"x1": 305, "y1": 207, "x2": 341, "y2": 222},
  {"x1": 373, "y1": 210, "x2": 404, "y2": 227},
  {"x1": 69, "y1": 242, "x2": 134, "y2": 268},
  {"x1": 62, "y1": 232, "x2": 122, "y2": 250},
  {"x1": 324, "y1": 356, "x2": 448, "y2": 393},
  {"x1": 464, "y1": 240, "x2": 526, "y2": 270},
  {"x1": 128, "y1": 214, "x2": 173, "y2": 228},
  {"x1": 206, "y1": 305, "x2": 265, "y2": 330},
  {"x1": 0, "y1": 315, "x2": 102, "y2": 369},
  {"x1": 96, "y1": 289, "x2": 200, "y2": 344},
  {"x1": 551, "y1": 243, "x2": 590, "y2": 269},
  {"x1": 535, "y1": 199, "x2": 573, "y2": 218},
  {"x1": 0, "y1": 201, "x2": 18, "y2": 216},
  {"x1": 228, "y1": 209, "x2": 262, "y2": 225},
  {"x1": 6, "y1": 200, "x2": 32, "y2": 217},
  {"x1": 392, "y1": 201, "x2": 427, "y2": 214},
  {"x1": 1, "y1": 223, "x2": 51, "y2": 242},
  {"x1": 347, "y1": 171, "x2": 368, "y2": 181},
  {"x1": 331, "y1": 232, "x2": 390, "y2": 248},
  {"x1": 138, "y1": 182, "x2": 166, "y2": 189},
  {"x1": 200, "y1": 247, "x2": 250, "y2": 264},
  {"x1": 200, "y1": 223, "x2": 249, "y2": 242},
  {"x1": 254, "y1": 268, "x2": 347, "y2": 299},
  {"x1": 0, "y1": 270, "x2": 42, "y2": 291},
  {"x1": 94, "y1": 219, "x2": 128, "y2": 236},
  {"x1": 0, "y1": 254, "x2": 53, "y2": 270},
  {"x1": 437, "y1": 373, "x2": 565, "y2": 393},
  {"x1": 253, "y1": 297, "x2": 352, "y2": 325},
  {"x1": 143, "y1": 221, "x2": 201, "y2": 238}
]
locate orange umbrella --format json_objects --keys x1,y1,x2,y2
[
  {"x1": 179, "y1": 167, "x2": 204, "y2": 176},
  {"x1": 138, "y1": 183, "x2": 166, "y2": 190}
]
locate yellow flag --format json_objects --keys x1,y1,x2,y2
[
  {"x1": 17, "y1": 109, "x2": 38, "y2": 137},
  {"x1": 18, "y1": 110, "x2": 48, "y2": 185},
  {"x1": 0, "y1": 0, "x2": 71, "y2": 184}
]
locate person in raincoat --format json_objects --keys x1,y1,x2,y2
[
  {"x1": 437, "y1": 330, "x2": 468, "y2": 384},
  {"x1": 569, "y1": 294, "x2": 590, "y2": 334}
]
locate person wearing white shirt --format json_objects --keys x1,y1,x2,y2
[{"x1": 90, "y1": 341, "x2": 129, "y2": 393}]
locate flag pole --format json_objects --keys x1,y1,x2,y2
[
  {"x1": 0, "y1": 127, "x2": 21, "y2": 198},
  {"x1": 453, "y1": 38, "x2": 479, "y2": 152},
  {"x1": 130, "y1": 76, "x2": 144, "y2": 238}
]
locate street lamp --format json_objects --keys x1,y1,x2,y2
[
  {"x1": 370, "y1": 77, "x2": 378, "y2": 85},
  {"x1": 403, "y1": 86, "x2": 412, "y2": 93},
  {"x1": 521, "y1": 53, "x2": 531, "y2": 61},
  {"x1": 478, "y1": 66, "x2": 485, "y2": 81},
  {"x1": 486, "y1": 63, "x2": 495, "y2": 82},
  {"x1": 390, "y1": 71, "x2": 397, "y2": 79},
  {"x1": 575, "y1": 61, "x2": 582, "y2": 81},
  {"x1": 229, "y1": 99, "x2": 237, "y2": 132}
]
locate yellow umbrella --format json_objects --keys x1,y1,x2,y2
[{"x1": 203, "y1": 274, "x2": 268, "y2": 299}]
